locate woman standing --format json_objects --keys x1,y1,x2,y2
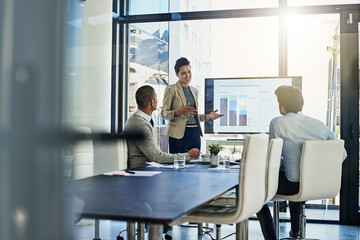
[{"x1": 161, "y1": 57, "x2": 223, "y2": 153}]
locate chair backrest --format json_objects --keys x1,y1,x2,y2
[
  {"x1": 93, "y1": 139, "x2": 128, "y2": 175},
  {"x1": 298, "y1": 139, "x2": 344, "y2": 201},
  {"x1": 117, "y1": 139, "x2": 128, "y2": 170},
  {"x1": 73, "y1": 126, "x2": 94, "y2": 180},
  {"x1": 264, "y1": 138, "x2": 283, "y2": 203},
  {"x1": 234, "y1": 134, "x2": 269, "y2": 222}
]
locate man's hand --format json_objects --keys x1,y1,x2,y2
[
  {"x1": 175, "y1": 103, "x2": 197, "y2": 117},
  {"x1": 207, "y1": 110, "x2": 224, "y2": 120},
  {"x1": 188, "y1": 148, "x2": 200, "y2": 159}
]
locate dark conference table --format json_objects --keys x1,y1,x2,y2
[{"x1": 73, "y1": 165, "x2": 239, "y2": 240}]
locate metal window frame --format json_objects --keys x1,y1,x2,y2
[{"x1": 340, "y1": 9, "x2": 359, "y2": 226}]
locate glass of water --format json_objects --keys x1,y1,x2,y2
[
  {"x1": 218, "y1": 156, "x2": 230, "y2": 169},
  {"x1": 174, "y1": 155, "x2": 185, "y2": 169}
]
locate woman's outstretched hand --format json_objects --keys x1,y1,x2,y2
[
  {"x1": 175, "y1": 103, "x2": 197, "y2": 116},
  {"x1": 207, "y1": 110, "x2": 224, "y2": 120}
]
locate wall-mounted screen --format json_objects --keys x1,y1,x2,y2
[{"x1": 204, "y1": 76, "x2": 302, "y2": 134}]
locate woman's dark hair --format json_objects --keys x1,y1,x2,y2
[
  {"x1": 174, "y1": 57, "x2": 190, "y2": 73},
  {"x1": 275, "y1": 85, "x2": 304, "y2": 113}
]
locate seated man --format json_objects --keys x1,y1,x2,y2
[
  {"x1": 123, "y1": 85, "x2": 200, "y2": 169},
  {"x1": 256, "y1": 85, "x2": 347, "y2": 240}
]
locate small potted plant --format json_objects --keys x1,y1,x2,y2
[{"x1": 208, "y1": 144, "x2": 224, "y2": 166}]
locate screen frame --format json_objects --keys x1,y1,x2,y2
[{"x1": 204, "y1": 76, "x2": 302, "y2": 134}]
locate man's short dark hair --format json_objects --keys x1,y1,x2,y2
[
  {"x1": 275, "y1": 85, "x2": 304, "y2": 113},
  {"x1": 174, "y1": 57, "x2": 190, "y2": 73},
  {"x1": 135, "y1": 85, "x2": 155, "y2": 109}
]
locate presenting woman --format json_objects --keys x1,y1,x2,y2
[{"x1": 161, "y1": 57, "x2": 223, "y2": 153}]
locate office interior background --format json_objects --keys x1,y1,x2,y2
[{"x1": 0, "y1": 0, "x2": 359, "y2": 239}]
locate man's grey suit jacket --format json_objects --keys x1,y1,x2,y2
[{"x1": 123, "y1": 112, "x2": 188, "y2": 168}]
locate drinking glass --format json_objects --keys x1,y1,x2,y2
[
  {"x1": 174, "y1": 155, "x2": 185, "y2": 169},
  {"x1": 218, "y1": 156, "x2": 230, "y2": 169}
]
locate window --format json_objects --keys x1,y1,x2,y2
[
  {"x1": 128, "y1": 0, "x2": 168, "y2": 15},
  {"x1": 172, "y1": 17, "x2": 278, "y2": 153},
  {"x1": 127, "y1": 17, "x2": 278, "y2": 153},
  {"x1": 288, "y1": 0, "x2": 360, "y2": 6},
  {"x1": 183, "y1": 23, "x2": 188, "y2": 40},
  {"x1": 288, "y1": 14, "x2": 340, "y2": 129},
  {"x1": 127, "y1": 0, "x2": 278, "y2": 15},
  {"x1": 128, "y1": 22, "x2": 169, "y2": 152}
]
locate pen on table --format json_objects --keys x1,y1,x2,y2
[{"x1": 125, "y1": 170, "x2": 135, "y2": 174}]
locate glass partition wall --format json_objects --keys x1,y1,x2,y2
[{"x1": 114, "y1": 0, "x2": 359, "y2": 225}]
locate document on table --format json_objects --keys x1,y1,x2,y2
[
  {"x1": 208, "y1": 166, "x2": 240, "y2": 171},
  {"x1": 146, "y1": 162, "x2": 174, "y2": 168},
  {"x1": 103, "y1": 170, "x2": 161, "y2": 177},
  {"x1": 146, "y1": 162, "x2": 196, "y2": 168}
]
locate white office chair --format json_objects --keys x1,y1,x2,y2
[
  {"x1": 93, "y1": 138, "x2": 128, "y2": 174},
  {"x1": 264, "y1": 138, "x2": 283, "y2": 240},
  {"x1": 212, "y1": 138, "x2": 283, "y2": 206},
  {"x1": 117, "y1": 139, "x2": 128, "y2": 170},
  {"x1": 202, "y1": 138, "x2": 283, "y2": 239},
  {"x1": 264, "y1": 138, "x2": 283, "y2": 203},
  {"x1": 272, "y1": 140, "x2": 345, "y2": 240},
  {"x1": 172, "y1": 134, "x2": 269, "y2": 240}
]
